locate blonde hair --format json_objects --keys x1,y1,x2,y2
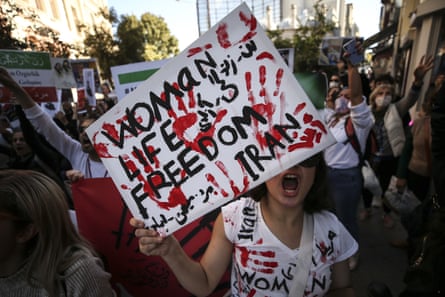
[
  {"x1": 0, "y1": 170, "x2": 96, "y2": 296},
  {"x1": 369, "y1": 83, "x2": 395, "y2": 110}
]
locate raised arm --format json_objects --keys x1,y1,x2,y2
[
  {"x1": 412, "y1": 55, "x2": 434, "y2": 87},
  {"x1": 343, "y1": 40, "x2": 364, "y2": 107},
  {"x1": 395, "y1": 55, "x2": 434, "y2": 116},
  {"x1": 0, "y1": 67, "x2": 83, "y2": 167},
  {"x1": 348, "y1": 65, "x2": 363, "y2": 107},
  {"x1": 0, "y1": 67, "x2": 36, "y2": 109}
]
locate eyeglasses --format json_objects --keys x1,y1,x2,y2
[
  {"x1": 299, "y1": 154, "x2": 321, "y2": 168},
  {"x1": 330, "y1": 79, "x2": 340, "y2": 82}
]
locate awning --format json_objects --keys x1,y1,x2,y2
[{"x1": 363, "y1": 23, "x2": 398, "y2": 48}]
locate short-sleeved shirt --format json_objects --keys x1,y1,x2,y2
[{"x1": 222, "y1": 197, "x2": 358, "y2": 297}]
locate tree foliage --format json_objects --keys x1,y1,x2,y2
[
  {"x1": 0, "y1": 1, "x2": 27, "y2": 50},
  {"x1": 115, "y1": 15, "x2": 145, "y2": 64},
  {"x1": 1, "y1": 1, "x2": 180, "y2": 83},
  {"x1": 81, "y1": 8, "x2": 179, "y2": 82},
  {"x1": 116, "y1": 12, "x2": 179, "y2": 63},
  {"x1": 267, "y1": 0, "x2": 336, "y2": 73},
  {"x1": 81, "y1": 8, "x2": 120, "y2": 82},
  {"x1": 141, "y1": 13, "x2": 179, "y2": 60}
]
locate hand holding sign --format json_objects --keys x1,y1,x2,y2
[{"x1": 130, "y1": 218, "x2": 177, "y2": 255}]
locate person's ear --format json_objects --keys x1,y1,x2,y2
[{"x1": 16, "y1": 224, "x2": 38, "y2": 243}]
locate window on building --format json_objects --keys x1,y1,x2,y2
[
  {"x1": 50, "y1": 1, "x2": 60, "y2": 20},
  {"x1": 433, "y1": 13, "x2": 445, "y2": 77},
  {"x1": 35, "y1": 0, "x2": 44, "y2": 11},
  {"x1": 71, "y1": 6, "x2": 80, "y2": 33}
]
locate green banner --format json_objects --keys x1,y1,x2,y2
[
  {"x1": 0, "y1": 50, "x2": 52, "y2": 69},
  {"x1": 294, "y1": 72, "x2": 328, "y2": 110},
  {"x1": 118, "y1": 69, "x2": 159, "y2": 84}
]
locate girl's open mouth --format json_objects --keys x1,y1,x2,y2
[{"x1": 282, "y1": 174, "x2": 299, "y2": 193}]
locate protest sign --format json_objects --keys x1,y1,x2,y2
[
  {"x1": 83, "y1": 68, "x2": 96, "y2": 106},
  {"x1": 110, "y1": 58, "x2": 324, "y2": 108},
  {"x1": 0, "y1": 50, "x2": 58, "y2": 103},
  {"x1": 72, "y1": 178, "x2": 229, "y2": 297},
  {"x1": 50, "y1": 57, "x2": 77, "y2": 89},
  {"x1": 319, "y1": 37, "x2": 346, "y2": 66},
  {"x1": 40, "y1": 88, "x2": 62, "y2": 118},
  {"x1": 70, "y1": 58, "x2": 101, "y2": 90},
  {"x1": 86, "y1": 3, "x2": 335, "y2": 235},
  {"x1": 278, "y1": 48, "x2": 295, "y2": 72},
  {"x1": 111, "y1": 59, "x2": 170, "y2": 101},
  {"x1": 318, "y1": 37, "x2": 361, "y2": 66}
]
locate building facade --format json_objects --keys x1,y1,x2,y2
[
  {"x1": 2, "y1": 0, "x2": 110, "y2": 57},
  {"x1": 196, "y1": 0, "x2": 358, "y2": 38},
  {"x1": 371, "y1": 0, "x2": 445, "y2": 101},
  {"x1": 401, "y1": 0, "x2": 445, "y2": 99}
]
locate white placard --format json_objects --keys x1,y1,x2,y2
[{"x1": 86, "y1": 3, "x2": 335, "y2": 235}]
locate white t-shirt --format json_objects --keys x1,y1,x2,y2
[
  {"x1": 222, "y1": 197, "x2": 358, "y2": 297},
  {"x1": 322, "y1": 98, "x2": 374, "y2": 169}
]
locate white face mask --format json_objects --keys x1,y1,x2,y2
[
  {"x1": 375, "y1": 94, "x2": 392, "y2": 107},
  {"x1": 329, "y1": 81, "x2": 340, "y2": 88}
]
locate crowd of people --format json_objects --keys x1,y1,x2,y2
[{"x1": 0, "y1": 38, "x2": 443, "y2": 296}]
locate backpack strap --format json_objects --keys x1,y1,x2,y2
[
  {"x1": 288, "y1": 213, "x2": 314, "y2": 297},
  {"x1": 345, "y1": 116, "x2": 364, "y2": 164}
]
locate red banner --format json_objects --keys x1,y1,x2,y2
[
  {"x1": 72, "y1": 178, "x2": 230, "y2": 297},
  {"x1": 0, "y1": 86, "x2": 58, "y2": 103}
]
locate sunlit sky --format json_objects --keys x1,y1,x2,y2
[{"x1": 107, "y1": 0, "x2": 382, "y2": 51}]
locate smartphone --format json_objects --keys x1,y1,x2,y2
[{"x1": 343, "y1": 38, "x2": 364, "y2": 66}]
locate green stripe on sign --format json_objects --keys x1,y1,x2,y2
[
  {"x1": 0, "y1": 50, "x2": 51, "y2": 69},
  {"x1": 118, "y1": 69, "x2": 159, "y2": 84}
]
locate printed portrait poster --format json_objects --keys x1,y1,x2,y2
[
  {"x1": 83, "y1": 68, "x2": 96, "y2": 106},
  {"x1": 86, "y1": 3, "x2": 335, "y2": 236},
  {"x1": 318, "y1": 37, "x2": 355, "y2": 66},
  {"x1": 51, "y1": 57, "x2": 77, "y2": 89},
  {"x1": 0, "y1": 50, "x2": 58, "y2": 103},
  {"x1": 70, "y1": 58, "x2": 101, "y2": 90}
]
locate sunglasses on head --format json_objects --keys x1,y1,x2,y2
[{"x1": 299, "y1": 154, "x2": 321, "y2": 168}]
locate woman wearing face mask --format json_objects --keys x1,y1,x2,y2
[
  {"x1": 329, "y1": 75, "x2": 342, "y2": 89},
  {"x1": 362, "y1": 55, "x2": 434, "y2": 228},
  {"x1": 322, "y1": 50, "x2": 374, "y2": 271}
]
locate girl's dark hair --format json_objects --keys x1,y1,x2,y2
[{"x1": 247, "y1": 153, "x2": 332, "y2": 213}]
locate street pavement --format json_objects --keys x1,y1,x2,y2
[{"x1": 351, "y1": 206, "x2": 409, "y2": 297}]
